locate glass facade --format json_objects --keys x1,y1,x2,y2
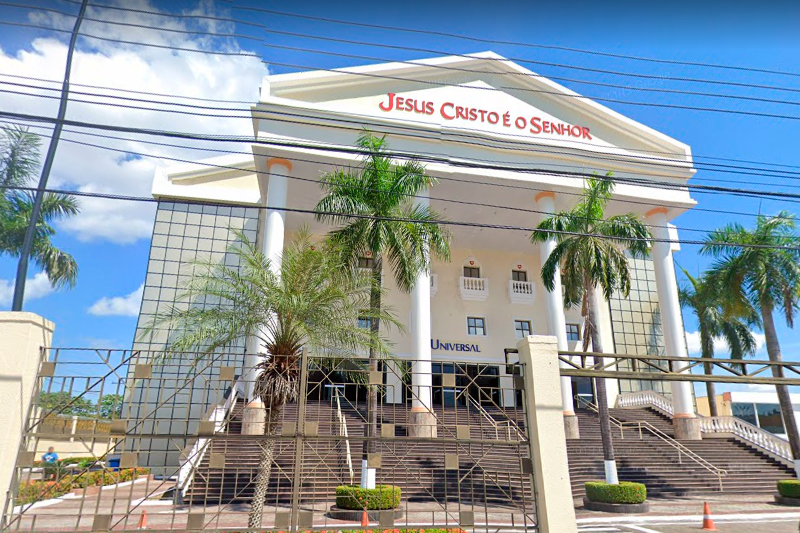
[
  {"x1": 733, "y1": 402, "x2": 786, "y2": 435},
  {"x1": 608, "y1": 256, "x2": 671, "y2": 397},
  {"x1": 127, "y1": 201, "x2": 260, "y2": 471}
]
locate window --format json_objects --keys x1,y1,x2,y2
[
  {"x1": 732, "y1": 402, "x2": 757, "y2": 427},
  {"x1": 463, "y1": 266, "x2": 481, "y2": 278},
  {"x1": 358, "y1": 257, "x2": 375, "y2": 269},
  {"x1": 357, "y1": 317, "x2": 372, "y2": 330},
  {"x1": 566, "y1": 323, "x2": 581, "y2": 341},
  {"x1": 467, "y1": 317, "x2": 486, "y2": 336},
  {"x1": 514, "y1": 320, "x2": 532, "y2": 339},
  {"x1": 756, "y1": 403, "x2": 785, "y2": 434},
  {"x1": 512, "y1": 270, "x2": 528, "y2": 282}
]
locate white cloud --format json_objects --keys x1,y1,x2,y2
[
  {"x1": 685, "y1": 329, "x2": 766, "y2": 356},
  {"x1": 0, "y1": 2, "x2": 268, "y2": 244},
  {"x1": 0, "y1": 272, "x2": 56, "y2": 306},
  {"x1": 88, "y1": 283, "x2": 144, "y2": 316}
]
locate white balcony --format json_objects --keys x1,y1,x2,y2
[
  {"x1": 459, "y1": 276, "x2": 489, "y2": 301},
  {"x1": 430, "y1": 273, "x2": 438, "y2": 297},
  {"x1": 508, "y1": 279, "x2": 535, "y2": 304}
]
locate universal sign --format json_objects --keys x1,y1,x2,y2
[
  {"x1": 378, "y1": 92, "x2": 592, "y2": 140},
  {"x1": 431, "y1": 340, "x2": 481, "y2": 352}
]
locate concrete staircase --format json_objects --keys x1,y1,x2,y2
[
  {"x1": 183, "y1": 398, "x2": 792, "y2": 504},
  {"x1": 567, "y1": 406, "x2": 793, "y2": 497},
  {"x1": 183, "y1": 399, "x2": 532, "y2": 506}
]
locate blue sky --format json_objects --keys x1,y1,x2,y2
[{"x1": 1, "y1": 0, "x2": 800, "y2": 393}]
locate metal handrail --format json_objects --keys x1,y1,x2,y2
[
  {"x1": 332, "y1": 388, "x2": 354, "y2": 484},
  {"x1": 466, "y1": 395, "x2": 526, "y2": 441},
  {"x1": 615, "y1": 391, "x2": 794, "y2": 464},
  {"x1": 576, "y1": 396, "x2": 727, "y2": 491},
  {"x1": 177, "y1": 378, "x2": 243, "y2": 500}
]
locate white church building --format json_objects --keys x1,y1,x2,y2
[{"x1": 130, "y1": 52, "x2": 699, "y2": 469}]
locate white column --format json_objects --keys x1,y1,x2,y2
[
  {"x1": 408, "y1": 191, "x2": 436, "y2": 438},
  {"x1": 410, "y1": 192, "x2": 433, "y2": 412},
  {"x1": 646, "y1": 208, "x2": 700, "y2": 439},
  {"x1": 535, "y1": 193, "x2": 575, "y2": 417},
  {"x1": 245, "y1": 159, "x2": 291, "y2": 400}
]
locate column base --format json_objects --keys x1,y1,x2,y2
[
  {"x1": 673, "y1": 416, "x2": 702, "y2": 440},
  {"x1": 241, "y1": 400, "x2": 265, "y2": 435},
  {"x1": 564, "y1": 414, "x2": 580, "y2": 439},
  {"x1": 407, "y1": 408, "x2": 438, "y2": 438}
]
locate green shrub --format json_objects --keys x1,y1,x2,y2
[
  {"x1": 335, "y1": 485, "x2": 401, "y2": 510},
  {"x1": 778, "y1": 480, "x2": 800, "y2": 498},
  {"x1": 585, "y1": 481, "x2": 647, "y2": 504}
]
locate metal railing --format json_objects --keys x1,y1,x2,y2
[
  {"x1": 176, "y1": 378, "x2": 243, "y2": 500},
  {"x1": 332, "y1": 388, "x2": 354, "y2": 485},
  {"x1": 467, "y1": 395, "x2": 526, "y2": 442},
  {"x1": 577, "y1": 396, "x2": 727, "y2": 491},
  {"x1": 615, "y1": 391, "x2": 794, "y2": 464}
]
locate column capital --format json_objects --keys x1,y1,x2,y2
[
  {"x1": 534, "y1": 191, "x2": 556, "y2": 203},
  {"x1": 645, "y1": 206, "x2": 669, "y2": 219},
  {"x1": 266, "y1": 158, "x2": 293, "y2": 172}
]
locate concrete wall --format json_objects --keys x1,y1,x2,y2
[{"x1": 0, "y1": 312, "x2": 54, "y2": 515}]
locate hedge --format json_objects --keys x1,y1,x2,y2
[
  {"x1": 585, "y1": 481, "x2": 647, "y2": 504},
  {"x1": 16, "y1": 468, "x2": 150, "y2": 505},
  {"x1": 335, "y1": 485, "x2": 401, "y2": 510},
  {"x1": 778, "y1": 480, "x2": 800, "y2": 498}
]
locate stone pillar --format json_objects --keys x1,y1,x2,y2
[
  {"x1": 646, "y1": 208, "x2": 701, "y2": 440},
  {"x1": 517, "y1": 335, "x2": 578, "y2": 533},
  {"x1": 535, "y1": 192, "x2": 579, "y2": 439},
  {"x1": 0, "y1": 312, "x2": 55, "y2": 518},
  {"x1": 244, "y1": 158, "x2": 292, "y2": 401},
  {"x1": 408, "y1": 191, "x2": 436, "y2": 438}
]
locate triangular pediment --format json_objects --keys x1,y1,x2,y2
[{"x1": 264, "y1": 52, "x2": 691, "y2": 161}]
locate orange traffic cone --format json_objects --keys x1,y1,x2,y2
[
  {"x1": 137, "y1": 510, "x2": 147, "y2": 530},
  {"x1": 361, "y1": 509, "x2": 369, "y2": 527},
  {"x1": 701, "y1": 502, "x2": 717, "y2": 531}
]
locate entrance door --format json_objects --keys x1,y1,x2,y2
[{"x1": 465, "y1": 364, "x2": 500, "y2": 406}]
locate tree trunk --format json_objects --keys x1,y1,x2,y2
[
  {"x1": 248, "y1": 406, "x2": 282, "y2": 529},
  {"x1": 361, "y1": 259, "x2": 382, "y2": 488},
  {"x1": 587, "y1": 287, "x2": 618, "y2": 484},
  {"x1": 699, "y1": 326, "x2": 718, "y2": 417},
  {"x1": 761, "y1": 298, "x2": 800, "y2": 479},
  {"x1": 704, "y1": 361, "x2": 718, "y2": 418}
]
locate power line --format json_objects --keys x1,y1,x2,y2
[
  {"x1": 7, "y1": 15, "x2": 800, "y2": 123},
  {"x1": 226, "y1": 4, "x2": 800, "y2": 80},
  {"x1": 4, "y1": 118, "x2": 798, "y2": 238},
  {"x1": 12, "y1": 1, "x2": 800, "y2": 111},
  {"x1": 2, "y1": 71, "x2": 798, "y2": 174},
  {"x1": 4, "y1": 183, "x2": 800, "y2": 253},
  {"x1": 8, "y1": 80, "x2": 800, "y2": 191},
  {"x1": 7, "y1": 107, "x2": 800, "y2": 206},
  {"x1": 6, "y1": 107, "x2": 800, "y2": 205},
  {"x1": 64, "y1": 0, "x2": 800, "y2": 82}
]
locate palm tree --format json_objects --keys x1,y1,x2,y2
[
  {"x1": 701, "y1": 212, "x2": 800, "y2": 478},
  {"x1": 531, "y1": 176, "x2": 650, "y2": 484},
  {"x1": 0, "y1": 125, "x2": 79, "y2": 289},
  {"x1": 145, "y1": 228, "x2": 398, "y2": 528},
  {"x1": 314, "y1": 131, "x2": 450, "y2": 487},
  {"x1": 678, "y1": 268, "x2": 759, "y2": 417}
]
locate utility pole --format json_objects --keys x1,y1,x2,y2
[{"x1": 11, "y1": 0, "x2": 89, "y2": 311}]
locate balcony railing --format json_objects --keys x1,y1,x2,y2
[
  {"x1": 508, "y1": 280, "x2": 535, "y2": 304},
  {"x1": 459, "y1": 276, "x2": 489, "y2": 301}
]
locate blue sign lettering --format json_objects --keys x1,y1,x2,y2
[{"x1": 431, "y1": 339, "x2": 480, "y2": 352}]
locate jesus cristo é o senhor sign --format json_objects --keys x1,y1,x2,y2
[{"x1": 378, "y1": 92, "x2": 593, "y2": 140}]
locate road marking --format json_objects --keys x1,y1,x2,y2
[
  {"x1": 623, "y1": 525, "x2": 663, "y2": 533},
  {"x1": 578, "y1": 511, "x2": 800, "y2": 525}
]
